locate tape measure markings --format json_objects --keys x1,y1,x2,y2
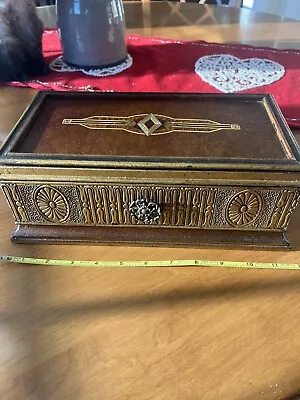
[{"x1": 0, "y1": 256, "x2": 299, "y2": 270}]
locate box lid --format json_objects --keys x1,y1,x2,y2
[{"x1": 0, "y1": 92, "x2": 299, "y2": 185}]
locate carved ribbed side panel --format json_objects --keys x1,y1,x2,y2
[
  {"x1": 2, "y1": 183, "x2": 299, "y2": 231},
  {"x1": 2, "y1": 184, "x2": 28, "y2": 223},
  {"x1": 76, "y1": 186, "x2": 217, "y2": 227},
  {"x1": 268, "y1": 190, "x2": 300, "y2": 229}
]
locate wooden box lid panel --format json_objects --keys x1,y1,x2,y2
[{"x1": 1, "y1": 92, "x2": 299, "y2": 173}]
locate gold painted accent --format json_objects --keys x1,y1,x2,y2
[
  {"x1": 78, "y1": 186, "x2": 91, "y2": 224},
  {"x1": 203, "y1": 189, "x2": 217, "y2": 227},
  {"x1": 108, "y1": 188, "x2": 118, "y2": 224},
  {"x1": 137, "y1": 113, "x2": 162, "y2": 136},
  {"x1": 225, "y1": 190, "x2": 263, "y2": 227},
  {"x1": 62, "y1": 113, "x2": 240, "y2": 136},
  {"x1": 122, "y1": 189, "x2": 131, "y2": 225},
  {"x1": 2, "y1": 186, "x2": 20, "y2": 221},
  {"x1": 34, "y1": 185, "x2": 70, "y2": 223},
  {"x1": 177, "y1": 189, "x2": 186, "y2": 225},
  {"x1": 87, "y1": 187, "x2": 97, "y2": 224},
  {"x1": 2, "y1": 185, "x2": 28, "y2": 222},
  {"x1": 4, "y1": 183, "x2": 298, "y2": 233},
  {"x1": 76, "y1": 185, "x2": 220, "y2": 227},
  {"x1": 268, "y1": 190, "x2": 300, "y2": 229},
  {"x1": 94, "y1": 187, "x2": 105, "y2": 224},
  {"x1": 11, "y1": 185, "x2": 28, "y2": 222}
]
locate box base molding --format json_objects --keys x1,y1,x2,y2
[{"x1": 11, "y1": 225, "x2": 290, "y2": 249}]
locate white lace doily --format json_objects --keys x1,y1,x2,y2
[
  {"x1": 195, "y1": 54, "x2": 285, "y2": 93},
  {"x1": 50, "y1": 54, "x2": 133, "y2": 77}
]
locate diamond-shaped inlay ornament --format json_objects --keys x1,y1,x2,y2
[{"x1": 137, "y1": 113, "x2": 162, "y2": 136}]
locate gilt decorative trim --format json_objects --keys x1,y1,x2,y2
[
  {"x1": 33, "y1": 186, "x2": 70, "y2": 223},
  {"x1": 225, "y1": 190, "x2": 262, "y2": 227},
  {"x1": 268, "y1": 190, "x2": 300, "y2": 229},
  {"x1": 2, "y1": 183, "x2": 298, "y2": 232},
  {"x1": 76, "y1": 185, "x2": 218, "y2": 227},
  {"x1": 2, "y1": 184, "x2": 28, "y2": 223},
  {"x1": 62, "y1": 114, "x2": 241, "y2": 136}
]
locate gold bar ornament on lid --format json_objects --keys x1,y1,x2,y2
[{"x1": 62, "y1": 113, "x2": 241, "y2": 136}]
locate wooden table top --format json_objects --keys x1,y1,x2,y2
[{"x1": 0, "y1": 3, "x2": 300, "y2": 400}]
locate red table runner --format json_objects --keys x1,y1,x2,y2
[{"x1": 6, "y1": 30, "x2": 300, "y2": 128}]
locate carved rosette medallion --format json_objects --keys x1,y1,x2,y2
[
  {"x1": 225, "y1": 190, "x2": 263, "y2": 227},
  {"x1": 34, "y1": 186, "x2": 70, "y2": 223}
]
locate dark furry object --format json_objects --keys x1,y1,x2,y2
[{"x1": 0, "y1": 0, "x2": 49, "y2": 82}]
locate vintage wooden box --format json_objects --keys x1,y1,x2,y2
[{"x1": 0, "y1": 92, "x2": 299, "y2": 248}]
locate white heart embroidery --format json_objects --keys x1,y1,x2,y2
[{"x1": 195, "y1": 54, "x2": 285, "y2": 93}]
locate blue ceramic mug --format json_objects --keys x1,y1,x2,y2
[{"x1": 57, "y1": 0, "x2": 127, "y2": 68}]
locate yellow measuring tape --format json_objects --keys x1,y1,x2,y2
[{"x1": 0, "y1": 255, "x2": 299, "y2": 270}]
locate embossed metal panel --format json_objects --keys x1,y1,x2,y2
[{"x1": 2, "y1": 184, "x2": 299, "y2": 232}]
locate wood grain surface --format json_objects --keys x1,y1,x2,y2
[{"x1": 0, "y1": 4, "x2": 300, "y2": 400}]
